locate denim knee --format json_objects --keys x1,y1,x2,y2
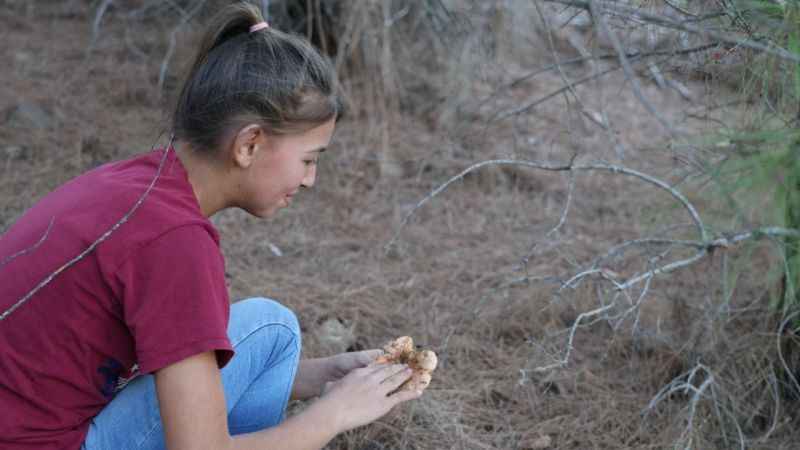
[{"x1": 228, "y1": 297, "x2": 301, "y2": 350}]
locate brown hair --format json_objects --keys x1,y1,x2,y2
[{"x1": 172, "y1": 2, "x2": 343, "y2": 156}]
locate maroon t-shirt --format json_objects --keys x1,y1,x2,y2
[{"x1": 0, "y1": 148, "x2": 234, "y2": 449}]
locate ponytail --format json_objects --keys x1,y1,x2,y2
[{"x1": 172, "y1": 2, "x2": 343, "y2": 156}]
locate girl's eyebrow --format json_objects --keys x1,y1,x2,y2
[{"x1": 306, "y1": 147, "x2": 327, "y2": 154}]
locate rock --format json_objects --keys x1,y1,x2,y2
[
  {"x1": 267, "y1": 242, "x2": 283, "y2": 257},
  {"x1": 3, "y1": 145, "x2": 26, "y2": 160},
  {"x1": 315, "y1": 317, "x2": 356, "y2": 354},
  {"x1": 520, "y1": 434, "x2": 552, "y2": 449},
  {"x1": 14, "y1": 51, "x2": 31, "y2": 65},
  {"x1": 6, "y1": 102, "x2": 53, "y2": 129}
]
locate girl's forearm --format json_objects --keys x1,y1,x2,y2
[
  {"x1": 228, "y1": 398, "x2": 340, "y2": 450},
  {"x1": 290, "y1": 357, "x2": 333, "y2": 400}
]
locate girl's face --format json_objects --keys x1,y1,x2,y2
[{"x1": 236, "y1": 119, "x2": 335, "y2": 218}]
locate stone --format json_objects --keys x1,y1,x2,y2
[
  {"x1": 520, "y1": 434, "x2": 552, "y2": 449},
  {"x1": 3, "y1": 145, "x2": 25, "y2": 160},
  {"x1": 315, "y1": 317, "x2": 356, "y2": 354},
  {"x1": 6, "y1": 102, "x2": 53, "y2": 129}
]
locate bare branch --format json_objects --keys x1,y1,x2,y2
[
  {"x1": 777, "y1": 310, "x2": 800, "y2": 396},
  {"x1": 542, "y1": 0, "x2": 800, "y2": 64},
  {"x1": 592, "y1": 237, "x2": 707, "y2": 266},
  {"x1": 388, "y1": 159, "x2": 708, "y2": 248},
  {"x1": 618, "y1": 250, "x2": 707, "y2": 291},
  {"x1": 491, "y1": 42, "x2": 717, "y2": 123},
  {"x1": 493, "y1": 63, "x2": 624, "y2": 122},
  {"x1": 588, "y1": 0, "x2": 678, "y2": 136},
  {"x1": 90, "y1": 0, "x2": 114, "y2": 49},
  {"x1": 594, "y1": 227, "x2": 800, "y2": 291},
  {"x1": 521, "y1": 170, "x2": 576, "y2": 268},
  {"x1": 647, "y1": 364, "x2": 745, "y2": 450},
  {"x1": 560, "y1": 268, "x2": 606, "y2": 290},
  {"x1": 617, "y1": 272, "x2": 653, "y2": 332},
  {"x1": 0, "y1": 138, "x2": 174, "y2": 322},
  {"x1": 662, "y1": 0, "x2": 697, "y2": 17},
  {"x1": 533, "y1": 302, "x2": 616, "y2": 372},
  {"x1": 158, "y1": 0, "x2": 207, "y2": 92},
  {"x1": 0, "y1": 217, "x2": 55, "y2": 271},
  {"x1": 481, "y1": 42, "x2": 717, "y2": 113}
]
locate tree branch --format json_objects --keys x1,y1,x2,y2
[
  {"x1": 0, "y1": 138, "x2": 174, "y2": 322},
  {"x1": 588, "y1": 0, "x2": 678, "y2": 136},
  {"x1": 541, "y1": 0, "x2": 800, "y2": 63},
  {"x1": 0, "y1": 217, "x2": 55, "y2": 271},
  {"x1": 387, "y1": 158, "x2": 707, "y2": 248}
]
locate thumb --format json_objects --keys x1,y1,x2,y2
[{"x1": 360, "y1": 349, "x2": 383, "y2": 364}]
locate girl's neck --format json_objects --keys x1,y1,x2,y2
[{"x1": 173, "y1": 141, "x2": 233, "y2": 218}]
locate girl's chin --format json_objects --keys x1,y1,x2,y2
[
  {"x1": 241, "y1": 204, "x2": 279, "y2": 219},
  {"x1": 238, "y1": 198, "x2": 287, "y2": 218}
]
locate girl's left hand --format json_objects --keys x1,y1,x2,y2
[
  {"x1": 291, "y1": 349, "x2": 383, "y2": 400},
  {"x1": 326, "y1": 349, "x2": 383, "y2": 379}
]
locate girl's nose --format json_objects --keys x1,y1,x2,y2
[{"x1": 301, "y1": 164, "x2": 317, "y2": 188}]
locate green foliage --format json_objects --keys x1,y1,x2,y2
[
  {"x1": 734, "y1": 0, "x2": 790, "y2": 21},
  {"x1": 700, "y1": 0, "x2": 800, "y2": 310},
  {"x1": 703, "y1": 131, "x2": 800, "y2": 314},
  {"x1": 792, "y1": 31, "x2": 800, "y2": 102},
  {"x1": 729, "y1": 0, "x2": 800, "y2": 107}
]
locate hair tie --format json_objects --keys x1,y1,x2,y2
[{"x1": 249, "y1": 22, "x2": 269, "y2": 33}]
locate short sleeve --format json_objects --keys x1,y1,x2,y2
[{"x1": 114, "y1": 225, "x2": 234, "y2": 374}]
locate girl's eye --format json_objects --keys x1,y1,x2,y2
[{"x1": 304, "y1": 160, "x2": 318, "y2": 166}]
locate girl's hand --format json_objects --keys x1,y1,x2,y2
[
  {"x1": 317, "y1": 363, "x2": 423, "y2": 433},
  {"x1": 291, "y1": 350, "x2": 381, "y2": 400},
  {"x1": 327, "y1": 349, "x2": 382, "y2": 379}
]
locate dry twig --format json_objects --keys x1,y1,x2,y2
[
  {"x1": 0, "y1": 217, "x2": 54, "y2": 271},
  {"x1": 542, "y1": 0, "x2": 800, "y2": 64},
  {"x1": 0, "y1": 138, "x2": 173, "y2": 322}
]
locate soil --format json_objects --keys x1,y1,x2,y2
[{"x1": 2, "y1": 2, "x2": 799, "y2": 449}]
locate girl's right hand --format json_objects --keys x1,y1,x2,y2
[{"x1": 316, "y1": 363, "x2": 423, "y2": 433}]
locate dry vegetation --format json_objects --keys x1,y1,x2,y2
[{"x1": 3, "y1": 0, "x2": 800, "y2": 449}]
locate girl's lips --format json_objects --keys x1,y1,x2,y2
[{"x1": 284, "y1": 190, "x2": 298, "y2": 207}]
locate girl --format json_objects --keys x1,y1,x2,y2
[{"x1": 0, "y1": 3, "x2": 421, "y2": 449}]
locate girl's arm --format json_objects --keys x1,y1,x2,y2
[
  {"x1": 291, "y1": 357, "x2": 338, "y2": 401},
  {"x1": 291, "y1": 350, "x2": 383, "y2": 400},
  {"x1": 155, "y1": 351, "x2": 419, "y2": 450}
]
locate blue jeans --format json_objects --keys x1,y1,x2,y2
[{"x1": 82, "y1": 298, "x2": 301, "y2": 450}]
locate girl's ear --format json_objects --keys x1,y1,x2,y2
[{"x1": 231, "y1": 124, "x2": 264, "y2": 169}]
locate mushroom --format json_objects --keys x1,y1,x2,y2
[{"x1": 375, "y1": 336, "x2": 438, "y2": 392}]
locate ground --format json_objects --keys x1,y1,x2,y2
[{"x1": 2, "y1": 2, "x2": 799, "y2": 449}]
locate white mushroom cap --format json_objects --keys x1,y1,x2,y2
[
  {"x1": 415, "y1": 350, "x2": 438, "y2": 371},
  {"x1": 416, "y1": 372, "x2": 432, "y2": 388},
  {"x1": 384, "y1": 336, "x2": 414, "y2": 357}
]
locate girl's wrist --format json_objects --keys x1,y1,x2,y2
[
  {"x1": 323, "y1": 355, "x2": 344, "y2": 378},
  {"x1": 312, "y1": 356, "x2": 339, "y2": 396},
  {"x1": 308, "y1": 392, "x2": 346, "y2": 435}
]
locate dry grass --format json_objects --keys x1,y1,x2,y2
[{"x1": 3, "y1": 1, "x2": 800, "y2": 449}]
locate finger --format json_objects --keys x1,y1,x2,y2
[
  {"x1": 360, "y1": 349, "x2": 383, "y2": 363},
  {"x1": 350, "y1": 366, "x2": 374, "y2": 377},
  {"x1": 369, "y1": 355, "x2": 393, "y2": 367},
  {"x1": 372, "y1": 363, "x2": 408, "y2": 378},
  {"x1": 378, "y1": 366, "x2": 413, "y2": 392},
  {"x1": 389, "y1": 387, "x2": 424, "y2": 405},
  {"x1": 359, "y1": 349, "x2": 385, "y2": 367}
]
